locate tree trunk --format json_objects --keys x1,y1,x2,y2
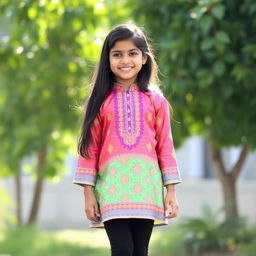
[
  {"x1": 222, "y1": 175, "x2": 238, "y2": 218},
  {"x1": 15, "y1": 164, "x2": 22, "y2": 226},
  {"x1": 210, "y1": 144, "x2": 248, "y2": 219},
  {"x1": 27, "y1": 144, "x2": 47, "y2": 225}
]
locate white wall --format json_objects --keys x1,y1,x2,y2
[
  {"x1": 2, "y1": 176, "x2": 256, "y2": 230},
  {"x1": 1, "y1": 136, "x2": 256, "y2": 230}
]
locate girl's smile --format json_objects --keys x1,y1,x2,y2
[
  {"x1": 109, "y1": 39, "x2": 147, "y2": 88},
  {"x1": 119, "y1": 67, "x2": 134, "y2": 72}
]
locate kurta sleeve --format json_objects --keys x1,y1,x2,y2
[
  {"x1": 154, "y1": 94, "x2": 182, "y2": 186},
  {"x1": 73, "y1": 112, "x2": 102, "y2": 187}
]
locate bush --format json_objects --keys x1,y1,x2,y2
[
  {"x1": 151, "y1": 204, "x2": 256, "y2": 256},
  {"x1": 181, "y1": 204, "x2": 253, "y2": 254},
  {"x1": 235, "y1": 232, "x2": 256, "y2": 256}
]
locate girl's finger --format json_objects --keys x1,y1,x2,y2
[
  {"x1": 94, "y1": 204, "x2": 101, "y2": 218},
  {"x1": 166, "y1": 208, "x2": 177, "y2": 218},
  {"x1": 166, "y1": 212, "x2": 177, "y2": 219},
  {"x1": 165, "y1": 203, "x2": 172, "y2": 216},
  {"x1": 165, "y1": 204, "x2": 179, "y2": 219},
  {"x1": 85, "y1": 207, "x2": 98, "y2": 222},
  {"x1": 89, "y1": 213, "x2": 99, "y2": 222}
]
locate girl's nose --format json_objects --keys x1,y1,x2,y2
[{"x1": 120, "y1": 54, "x2": 130, "y2": 64}]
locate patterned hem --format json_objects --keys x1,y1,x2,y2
[
  {"x1": 89, "y1": 216, "x2": 168, "y2": 228},
  {"x1": 88, "y1": 202, "x2": 168, "y2": 228}
]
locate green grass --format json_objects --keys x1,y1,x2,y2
[
  {"x1": 235, "y1": 238, "x2": 256, "y2": 256},
  {"x1": 0, "y1": 225, "x2": 163, "y2": 256},
  {"x1": 0, "y1": 225, "x2": 109, "y2": 256},
  {"x1": 1, "y1": 224, "x2": 254, "y2": 256}
]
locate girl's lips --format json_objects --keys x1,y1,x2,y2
[{"x1": 119, "y1": 67, "x2": 133, "y2": 72}]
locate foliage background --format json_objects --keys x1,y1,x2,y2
[{"x1": 0, "y1": 0, "x2": 256, "y2": 255}]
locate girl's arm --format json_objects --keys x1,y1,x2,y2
[
  {"x1": 154, "y1": 94, "x2": 182, "y2": 186},
  {"x1": 84, "y1": 185, "x2": 100, "y2": 222},
  {"x1": 154, "y1": 94, "x2": 182, "y2": 218},
  {"x1": 73, "y1": 113, "x2": 102, "y2": 222},
  {"x1": 165, "y1": 184, "x2": 179, "y2": 219},
  {"x1": 73, "y1": 113, "x2": 102, "y2": 187}
]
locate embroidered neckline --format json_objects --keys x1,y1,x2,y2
[
  {"x1": 113, "y1": 85, "x2": 143, "y2": 149},
  {"x1": 113, "y1": 82, "x2": 139, "y2": 91}
]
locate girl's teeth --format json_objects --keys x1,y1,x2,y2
[{"x1": 120, "y1": 67, "x2": 131, "y2": 71}]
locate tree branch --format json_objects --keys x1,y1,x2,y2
[
  {"x1": 231, "y1": 146, "x2": 249, "y2": 180},
  {"x1": 209, "y1": 143, "x2": 227, "y2": 183}
]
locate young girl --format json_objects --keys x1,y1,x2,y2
[{"x1": 73, "y1": 23, "x2": 182, "y2": 256}]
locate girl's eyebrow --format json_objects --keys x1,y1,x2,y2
[{"x1": 110, "y1": 48, "x2": 140, "y2": 53}]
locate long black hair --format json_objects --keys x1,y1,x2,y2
[{"x1": 78, "y1": 23, "x2": 159, "y2": 158}]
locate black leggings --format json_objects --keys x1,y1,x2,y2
[{"x1": 104, "y1": 218, "x2": 154, "y2": 256}]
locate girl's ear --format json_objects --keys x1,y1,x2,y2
[{"x1": 142, "y1": 54, "x2": 148, "y2": 65}]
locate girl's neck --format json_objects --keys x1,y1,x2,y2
[{"x1": 114, "y1": 81, "x2": 137, "y2": 90}]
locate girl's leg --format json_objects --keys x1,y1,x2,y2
[
  {"x1": 130, "y1": 218, "x2": 154, "y2": 256},
  {"x1": 104, "y1": 219, "x2": 134, "y2": 256}
]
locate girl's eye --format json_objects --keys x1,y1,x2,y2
[
  {"x1": 130, "y1": 51, "x2": 138, "y2": 56},
  {"x1": 113, "y1": 53, "x2": 121, "y2": 57}
]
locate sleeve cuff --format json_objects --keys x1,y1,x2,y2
[
  {"x1": 162, "y1": 167, "x2": 182, "y2": 186},
  {"x1": 72, "y1": 168, "x2": 97, "y2": 187}
]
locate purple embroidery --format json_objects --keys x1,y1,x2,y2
[{"x1": 113, "y1": 89, "x2": 143, "y2": 149}]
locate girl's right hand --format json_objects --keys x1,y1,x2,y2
[{"x1": 83, "y1": 185, "x2": 101, "y2": 222}]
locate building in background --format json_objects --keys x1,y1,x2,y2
[{"x1": 2, "y1": 136, "x2": 256, "y2": 229}]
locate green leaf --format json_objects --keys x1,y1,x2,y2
[
  {"x1": 214, "y1": 41, "x2": 225, "y2": 54},
  {"x1": 28, "y1": 7, "x2": 37, "y2": 19},
  {"x1": 199, "y1": 0, "x2": 212, "y2": 5},
  {"x1": 224, "y1": 52, "x2": 237, "y2": 63},
  {"x1": 201, "y1": 37, "x2": 214, "y2": 50},
  {"x1": 200, "y1": 15, "x2": 213, "y2": 33},
  {"x1": 242, "y1": 44, "x2": 256, "y2": 59},
  {"x1": 231, "y1": 65, "x2": 252, "y2": 82},
  {"x1": 190, "y1": 6, "x2": 205, "y2": 19},
  {"x1": 72, "y1": 18, "x2": 83, "y2": 31},
  {"x1": 213, "y1": 60, "x2": 226, "y2": 76},
  {"x1": 216, "y1": 31, "x2": 230, "y2": 43},
  {"x1": 211, "y1": 4, "x2": 225, "y2": 19}
]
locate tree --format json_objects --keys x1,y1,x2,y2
[
  {"x1": 129, "y1": 0, "x2": 256, "y2": 218},
  {"x1": 0, "y1": 0, "x2": 106, "y2": 226}
]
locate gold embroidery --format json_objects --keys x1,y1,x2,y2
[
  {"x1": 147, "y1": 143, "x2": 152, "y2": 152},
  {"x1": 107, "y1": 114, "x2": 112, "y2": 121},
  {"x1": 156, "y1": 118, "x2": 162, "y2": 126},
  {"x1": 147, "y1": 113, "x2": 152, "y2": 121},
  {"x1": 107, "y1": 144, "x2": 113, "y2": 153}
]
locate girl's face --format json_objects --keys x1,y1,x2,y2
[{"x1": 109, "y1": 39, "x2": 147, "y2": 86}]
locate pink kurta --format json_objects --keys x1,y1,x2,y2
[{"x1": 73, "y1": 82, "x2": 182, "y2": 228}]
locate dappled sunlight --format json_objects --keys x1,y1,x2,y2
[
  {"x1": 0, "y1": 226, "x2": 110, "y2": 256},
  {"x1": 0, "y1": 226, "x2": 164, "y2": 256},
  {"x1": 52, "y1": 228, "x2": 162, "y2": 249},
  {"x1": 53, "y1": 229, "x2": 109, "y2": 248}
]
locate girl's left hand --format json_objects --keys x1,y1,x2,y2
[{"x1": 164, "y1": 188, "x2": 179, "y2": 219}]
